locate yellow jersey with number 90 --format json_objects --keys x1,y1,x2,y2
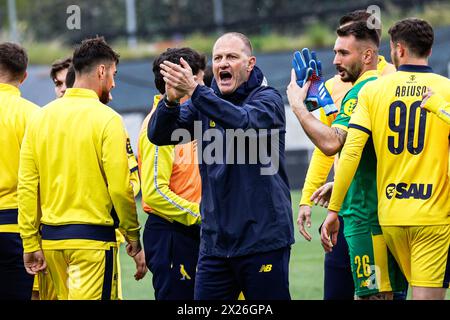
[{"x1": 348, "y1": 65, "x2": 450, "y2": 226}]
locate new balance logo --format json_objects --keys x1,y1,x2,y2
[{"x1": 259, "y1": 264, "x2": 273, "y2": 273}]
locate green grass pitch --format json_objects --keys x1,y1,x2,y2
[{"x1": 118, "y1": 191, "x2": 449, "y2": 300}]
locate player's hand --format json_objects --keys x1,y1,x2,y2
[
  {"x1": 132, "y1": 250, "x2": 147, "y2": 281},
  {"x1": 292, "y1": 49, "x2": 313, "y2": 88},
  {"x1": 420, "y1": 87, "x2": 434, "y2": 111},
  {"x1": 298, "y1": 48, "x2": 338, "y2": 116},
  {"x1": 297, "y1": 205, "x2": 312, "y2": 241},
  {"x1": 320, "y1": 211, "x2": 339, "y2": 253},
  {"x1": 23, "y1": 250, "x2": 47, "y2": 276},
  {"x1": 311, "y1": 182, "x2": 334, "y2": 208},
  {"x1": 164, "y1": 83, "x2": 184, "y2": 104},
  {"x1": 287, "y1": 69, "x2": 311, "y2": 113},
  {"x1": 160, "y1": 57, "x2": 198, "y2": 98},
  {"x1": 126, "y1": 239, "x2": 142, "y2": 258}
]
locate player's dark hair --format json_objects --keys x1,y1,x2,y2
[
  {"x1": 340, "y1": 10, "x2": 372, "y2": 26},
  {"x1": 153, "y1": 47, "x2": 207, "y2": 95},
  {"x1": 337, "y1": 20, "x2": 380, "y2": 48},
  {"x1": 72, "y1": 36, "x2": 120, "y2": 74},
  {"x1": 388, "y1": 18, "x2": 434, "y2": 58},
  {"x1": 339, "y1": 10, "x2": 382, "y2": 39},
  {"x1": 203, "y1": 65, "x2": 213, "y2": 88},
  {"x1": 50, "y1": 57, "x2": 72, "y2": 82},
  {"x1": 65, "y1": 65, "x2": 76, "y2": 88},
  {"x1": 0, "y1": 42, "x2": 28, "y2": 81}
]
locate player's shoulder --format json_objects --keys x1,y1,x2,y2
[
  {"x1": 379, "y1": 61, "x2": 396, "y2": 76},
  {"x1": 14, "y1": 95, "x2": 39, "y2": 112},
  {"x1": 428, "y1": 72, "x2": 450, "y2": 86},
  {"x1": 361, "y1": 73, "x2": 397, "y2": 93},
  {"x1": 325, "y1": 75, "x2": 341, "y2": 87},
  {"x1": 10, "y1": 96, "x2": 41, "y2": 125},
  {"x1": 95, "y1": 103, "x2": 126, "y2": 128}
]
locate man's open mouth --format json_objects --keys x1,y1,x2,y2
[{"x1": 219, "y1": 71, "x2": 233, "y2": 82}]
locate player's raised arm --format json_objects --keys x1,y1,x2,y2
[
  {"x1": 287, "y1": 69, "x2": 348, "y2": 156},
  {"x1": 421, "y1": 88, "x2": 450, "y2": 125}
]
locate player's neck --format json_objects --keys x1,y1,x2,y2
[
  {"x1": 0, "y1": 77, "x2": 20, "y2": 88},
  {"x1": 399, "y1": 56, "x2": 428, "y2": 67},
  {"x1": 354, "y1": 64, "x2": 377, "y2": 84},
  {"x1": 72, "y1": 78, "x2": 101, "y2": 98}
]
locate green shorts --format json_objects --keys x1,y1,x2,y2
[{"x1": 346, "y1": 232, "x2": 407, "y2": 297}]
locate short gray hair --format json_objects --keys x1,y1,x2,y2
[{"x1": 216, "y1": 32, "x2": 253, "y2": 55}]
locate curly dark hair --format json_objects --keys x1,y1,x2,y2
[
  {"x1": 72, "y1": 36, "x2": 120, "y2": 74},
  {"x1": 153, "y1": 47, "x2": 207, "y2": 94},
  {"x1": 65, "y1": 65, "x2": 76, "y2": 88},
  {"x1": 0, "y1": 42, "x2": 28, "y2": 81},
  {"x1": 388, "y1": 18, "x2": 434, "y2": 58},
  {"x1": 50, "y1": 57, "x2": 72, "y2": 82}
]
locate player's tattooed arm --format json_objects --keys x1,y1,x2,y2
[
  {"x1": 290, "y1": 101, "x2": 348, "y2": 156},
  {"x1": 314, "y1": 127, "x2": 347, "y2": 156},
  {"x1": 333, "y1": 127, "x2": 347, "y2": 150}
]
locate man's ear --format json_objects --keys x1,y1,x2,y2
[
  {"x1": 247, "y1": 56, "x2": 256, "y2": 72},
  {"x1": 19, "y1": 71, "x2": 28, "y2": 84},
  {"x1": 398, "y1": 42, "x2": 406, "y2": 58},
  {"x1": 363, "y1": 48, "x2": 376, "y2": 65},
  {"x1": 97, "y1": 64, "x2": 106, "y2": 79}
]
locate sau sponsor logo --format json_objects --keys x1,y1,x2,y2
[{"x1": 385, "y1": 183, "x2": 432, "y2": 200}]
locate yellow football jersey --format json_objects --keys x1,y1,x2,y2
[
  {"x1": 18, "y1": 88, "x2": 140, "y2": 253},
  {"x1": 347, "y1": 65, "x2": 450, "y2": 226},
  {"x1": 0, "y1": 83, "x2": 39, "y2": 233}
]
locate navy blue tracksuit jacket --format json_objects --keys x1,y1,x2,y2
[{"x1": 148, "y1": 66, "x2": 294, "y2": 257}]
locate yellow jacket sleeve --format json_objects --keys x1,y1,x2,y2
[
  {"x1": 18, "y1": 124, "x2": 41, "y2": 253},
  {"x1": 299, "y1": 93, "x2": 336, "y2": 206},
  {"x1": 423, "y1": 93, "x2": 450, "y2": 125},
  {"x1": 328, "y1": 128, "x2": 369, "y2": 212},
  {"x1": 300, "y1": 147, "x2": 335, "y2": 206},
  {"x1": 102, "y1": 115, "x2": 140, "y2": 241},
  {"x1": 146, "y1": 143, "x2": 201, "y2": 226}
]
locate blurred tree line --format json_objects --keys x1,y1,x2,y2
[{"x1": 0, "y1": 0, "x2": 442, "y2": 44}]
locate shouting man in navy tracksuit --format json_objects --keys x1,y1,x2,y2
[{"x1": 148, "y1": 32, "x2": 294, "y2": 300}]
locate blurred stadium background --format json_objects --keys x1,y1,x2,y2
[{"x1": 1, "y1": 0, "x2": 449, "y2": 299}]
